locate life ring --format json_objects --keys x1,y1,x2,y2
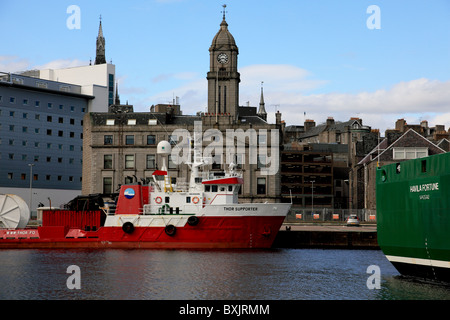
[
  {"x1": 192, "y1": 196, "x2": 199, "y2": 204},
  {"x1": 187, "y1": 215, "x2": 199, "y2": 226},
  {"x1": 165, "y1": 224, "x2": 176, "y2": 236},
  {"x1": 155, "y1": 196, "x2": 162, "y2": 204},
  {"x1": 122, "y1": 221, "x2": 135, "y2": 234}
]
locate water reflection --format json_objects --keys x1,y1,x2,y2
[{"x1": 0, "y1": 249, "x2": 449, "y2": 300}]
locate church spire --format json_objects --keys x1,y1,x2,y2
[
  {"x1": 258, "y1": 81, "x2": 267, "y2": 121},
  {"x1": 114, "y1": 82, "x2": 120, "y2": 105},
  {"x1": 95, "y1": 15, "x2": 106, "y2": 65}
]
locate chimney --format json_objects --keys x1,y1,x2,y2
[
  {"x1": 395, "y1": 119, "x2": 406, "y2": 132},
  {"x1": 275, "y1": 110, "x2": 282, "y2": 125},
  {"x1": 326, "y1": 117, "x2": 335, "y2": 127},
  {"x1": 304, "y1": 119, "x2": 316, "y2": 132}
]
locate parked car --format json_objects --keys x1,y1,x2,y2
[{"x1": 346, "y1": 215, "x2": 360, "y2": 226}]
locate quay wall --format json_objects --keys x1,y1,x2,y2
[{"x1": 273, "y1": 224, "x2": 379, "y2": 249}]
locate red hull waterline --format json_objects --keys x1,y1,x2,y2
[{"x1": 0, "y1": 216, "x2": 285, "y2": 249}]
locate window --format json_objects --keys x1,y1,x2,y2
[
  {"x1": 257, "y1": 177, "x2": 266, "y2": 194},
  {"x1": 258, "y1": 133, "x2": 267, "y2": 145},
  {"x1": 9, "y1": 97, "x2": 15, "y2": 104},
  {"x1": 146, "y1": 154, "x2": 156, "y2": 169},
  {"x1": 104, "y1": 135, "x2": 113, "y2": 145},
  {"x1": 104, "y1": 155, "x2": 113, "y2": 169},
  {"x1": 125, "y1": 155, "x2": 135, "y2": 169},
  {"x1": 103, "y1": 177, "x2": 113, "y2": 194},
  {"x1": 169, "y1": 135, "x2": 177, "y2": 145},
  {"x1": 235, "y1": 154, "x2": 243, "y2": 169},
  {"x1": 47, "y1": 129, "x2": 52, "y2": 136},
  {"x1": 212, "y1": 154, "x2": 221, "y2": 170},
  {"x1": 59, "y1": 117, "x2": 64, "y2": 124},
  {"x1": 393, "y1": 147, "x2": 428, "y2": 160},
  {"x1": 35, "y1": 101, "x2": 40, "y2": 107},
  {"x1": 186, "y1": 197, "x2": 191, "y2": 203},
  {"x1": 257, "y1": 155, "x2": 266, "y2": 169},
  {"x1": 23, "y1": 99, "x2": 28, "y2": 105},
  {"x1": 23, "y1": 113, "x2": 28, "y2": 119},
  {"x1": 127, "y1": 119, "x2": 136, "y2": 125},
  {"x1": 147, "y1": 135, "x2": 156, "y2": 145},
  {"x1": 106, "y1": 119, "x2": 115, "y2": 125},
  {"x1": 168, "y1": 155, "x2": 177, "y2": 169},
  {"x1": 48, "y1": 103, "x2": 53, "y2": 109},
  {"x1": 47, "y1": 116, "x2": 52, "y2": 122},
  {"x1": 125, "y1": 135, "x2": 134, "y2": 145}
]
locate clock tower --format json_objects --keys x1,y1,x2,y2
[{"x1": 207, "y1": 5, "x2": 240, "y2": 120}]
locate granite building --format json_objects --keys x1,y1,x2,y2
[{"x1": 82, "y1": 8, "x2": 283, "y2": 203}]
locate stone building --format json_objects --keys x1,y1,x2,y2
[
  {"x1": 353, "y1": 128, "x2": 446, "y2": 212},
  {"x1": 82, "y1": 7, "x2": 284, "y2": 204}
]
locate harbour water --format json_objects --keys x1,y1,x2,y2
[{"x1": 1, "y1": 248, "x2": 450, "y2": 301}]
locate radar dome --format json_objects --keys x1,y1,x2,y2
[{"x1": 157, "y1": 141, "x2": 172, "y2": 154}]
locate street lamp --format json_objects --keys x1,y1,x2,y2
[{"x1": 28, "y1": 163, "x2": 34, "y2": 213}]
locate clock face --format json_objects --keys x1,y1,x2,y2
[{"x1": 217, "y1": 53, "x2": 229, "y2": 64}]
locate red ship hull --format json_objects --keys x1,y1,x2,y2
[{"x1": 0, "y1": 215, "x2": 285, "y2": 249}]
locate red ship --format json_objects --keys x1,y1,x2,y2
[{"x1": 0, "y1": 141, "x2": 290, "y2": 249}]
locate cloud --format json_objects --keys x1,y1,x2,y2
[
  {"x1": 240, "y1": 64, "x2": 327, "y2": 94},
  {"x1": 0, "y1": 56, "x2": 88, "y2": 73},
  {"x1": 0, "y1": 55, "x2": 31, "y2": 73},
  {"x1": 33, "y1": 59, "x2": 88, "y2": 70},
  {"x1": 138, "y1": 64, "x2": 450, "y2": 133},
  {"x1": 151, "y1": 72, "x2": 199, "y2": 84}
]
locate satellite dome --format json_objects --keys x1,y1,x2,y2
[{"x1": 157, "y1": 141, "x2": 172, "y2": 154}]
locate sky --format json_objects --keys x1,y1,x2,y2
[{"x1": 1, "y1": 0, "x2": 450, "y2": 134}]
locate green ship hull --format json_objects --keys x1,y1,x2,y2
[{"x1": 376, "y1": 152, "x2": 450, "y2": 282}]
